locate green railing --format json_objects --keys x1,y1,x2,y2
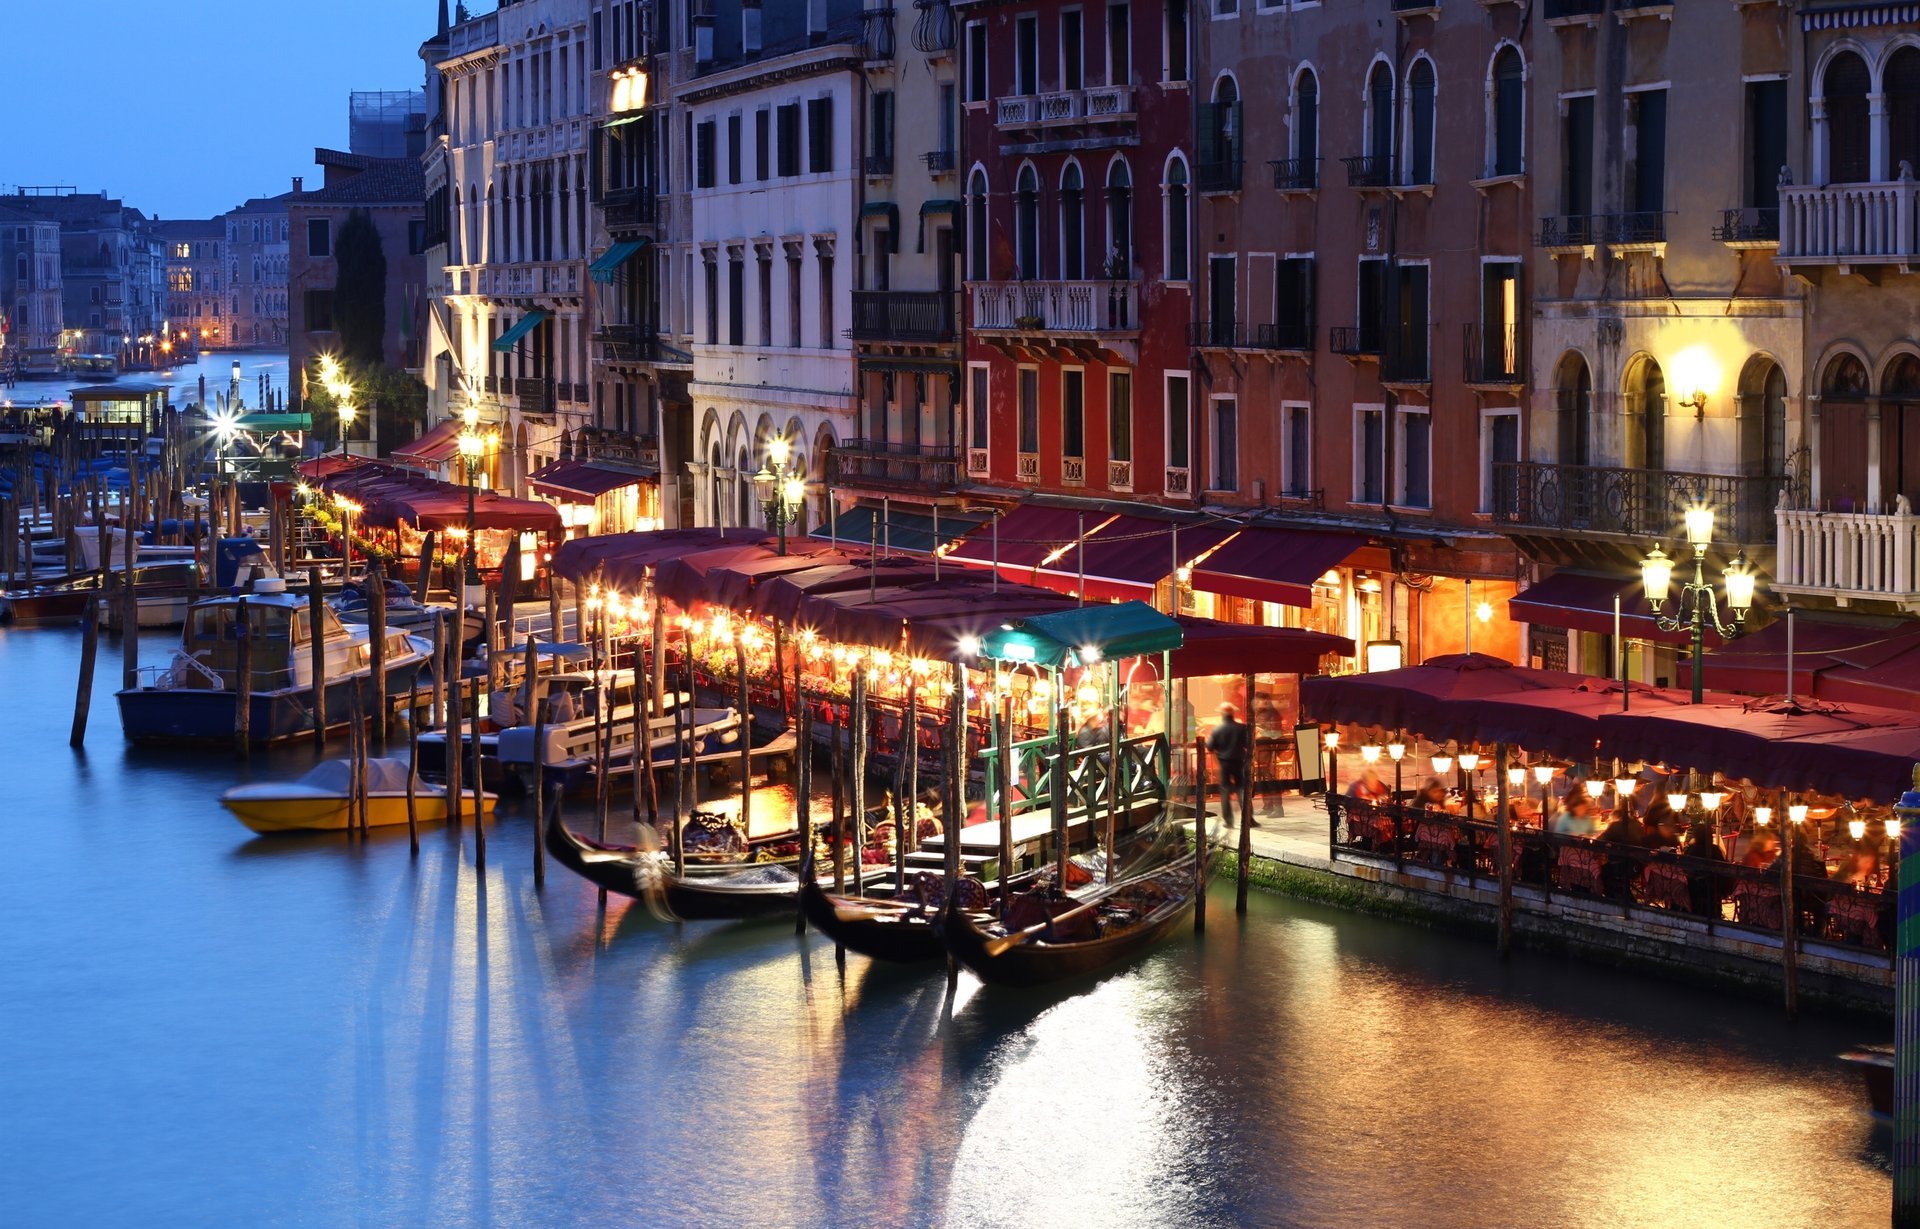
[{"x1": 980, "y1": 731, "x2": 1169, "y2": 823}]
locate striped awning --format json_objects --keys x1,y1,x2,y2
[
  {"x1": 493, "y1": 309, "x2": 550, "y2": 352},
  {"x1": 1803, "y1": 1, "x2": 1920, "y2": 27},
  {"x1": 588, "y1": 240, "x2": 647, "y2": 284}
]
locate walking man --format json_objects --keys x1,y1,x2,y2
[{"x1": 1207, "y1": 702, "x2": 1253, "y2": 828}]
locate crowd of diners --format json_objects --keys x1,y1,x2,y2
[{"x1": 1333, "y1": 743, "x2": 1899, "y2": 950}]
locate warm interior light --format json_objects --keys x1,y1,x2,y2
[
  {"x1": 1754, "y1": 806, "x2": 1772, "y2": 826},
  {"x1": 1684, "y1": 505, "x2": 1715, "y2": 549},
  {"x1": 1474, "y1": 601, "x2": 1494, "y2": 624},
  {"x1": 1641, "y1": 545, "x2": 1674, "y2": 608},
  {"x1": 1432, "y1": 754, "x2": 1455, "y2": 775}
]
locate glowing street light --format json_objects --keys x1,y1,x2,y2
[{"x1": 1640, "y1": 503, "x2": 1757, "y2": 704}]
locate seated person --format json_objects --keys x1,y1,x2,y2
[
  {"x1": 1841, "y1": 844, "x2": 1883, "y2": 888},
  {"x1": 1413, "y1": 777, "x2": 1449, "y2": 810},
  {"x1": 1347, "y1": 767, "x2": 1391, "y2": 805},
  {"x1": 1506, "y1": 797, "x2": 1542, "y2": 828},
  {"x1": 1552, "y1": 793, "x2": 1602, "y2": 838},
  {"x1": 1681, "y1": 822, "x2": 1730, "y2": 915},
  {"x1": 1739, "y1": 828, "x2": 1780, "y2": 869},
  {"x1": 1641, "y1": 802, "x2": 1682, "y2": 849}
]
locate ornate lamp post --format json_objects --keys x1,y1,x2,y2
[
  {"x1": 457, "y1": 406, "x2": 490, "y2": 584},
  {"x1": 752, "y1": 435, "x2": 807, "y2": 555},
  {"x1": 1640, "y1": 504, "x2": 1757, "y2": 704}
]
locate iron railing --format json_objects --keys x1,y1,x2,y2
[
  {"x1": 924, "y1": 150, "x2": 957, "y2": 174},
  {"x1": 1463, "y1": 322, "x2": 1524, "y2": 385},
  {"x1": 1329, "y1": 325, "x2": 1380, "y2": 356},
  {"x1": 1196, "y1": 158, "x2": 1242, "y2": 193},
  {"x1": 850, "y1": 290, "x2": 956, "y2": 341},
  {"x1": 1271, "y1": 158, "x2": 1320, "y2": 191},
  {"x1": 1543, "y1": 0, "x2": 1604, "y2": 17},
  {"x1": 911, "y1": 0, "x2": 956, "y2": 53},
  {"x1": 864, "y1": 153, "x2": 894, "y2": 177},
  {"x1": 831, "y1": 438, "x2": 963, "y2": 490},
  {"x1": 1712, "y1": 207, "x2": 1781, "y2": 245},
  {"x1": 1491, "y1": 461, "x2": 1789, "y2": 543},
  {"x1": 603, "y1": 187, "x2": 658, "y2": 230},
  {"x1": 1344, "y1": 155, "x2": 1391, "y2": 188},
  {"x1": 1381, "y1": 326, "x2": 1431, "y2": 384}
]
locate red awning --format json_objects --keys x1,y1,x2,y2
[
  {"x1": 295, "y1": 451, "x2": 369, "y2": 480},
  {"x1": 1507, "y1": 571, "x2": 1714, "y2": 648},
  {"x1": 1597, "y1": 698, "x2": 1920, "y2": 801},
  {"x1": 392, "y1": 418, "x2": 464, "y2": 465},
  {"x1": 550, "y1": 528, "x2": 770, "y2": 589},
  {"x1": 1185, "y1": 527, "x2": 1366, "y2": 608},
  {"x1": 1680, "y1": 614, "x2": 1920, "y2": 709},
  {"x1": 1164, "y1": 617, "x2": 1354, "y2": 678},
  {"x1": 946, "y1": 505, "x2": 1095, "y2": 575},
  {"x1": 529, "y1": 459, "x2": 651, "y2": 500},
  {"x1": 1068, "y1": 517, "x2": 1239, "y2": 601}
]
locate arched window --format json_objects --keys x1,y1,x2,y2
[
  {"x1": 1406, "y1": 59, "x2": 1436, "y2": 185},
  {"x1": 1555, "y1": 352, "x2": 1592, "y2": 467},
  {"x1": 1492, "y1": 48, "x2": 1524, "y2": 177},
  {"x1": 708, "y1": 443, "x2": 723, "y2": 526},
  {"x1": 1105, "y1": 159, "x2": 1132, "y2": 274},
  {"x1": 1059, "y1": 162, "x2": 1085, "y2": 280},
  {"x1": 1624, "y1": 355, "x2": 1667, "y2": 472},
  {"x1": 1015, "y1": 164, "x2": 1041, "y2": 280},
  {"x1": 966, "y1": 168, "x2": 989, "y2": 281},
  {"x1": 1292, "y1": 69, "x2": 1319, "y2": 186},
  {"x1": 1822, "y1": 353, "x2": 1872, "y2": 509},
  {"x1": 1200, "y1": 76, "x2": 1240, "y2": 191},
  {"x1": 1163, "y1": 156, "x2": 1190, "y2": 281},
  {"x1": 1738, "y1": 355, "x2": 1789, "y2": 479},
  {"x1": 736, "y1": 448, "x2": 752, "y2": 526},
  {"x1": 1884, "y1": 354, "x2": 1920, "y2": 503},
  {"x1": 1825, "y1": 52, "x2": 1871, "y2": 183},
  {"x1": 1367, "y1": 62, "x2": 1395, "y2": 168},
  {"x1": 1887, "y1": 48, "x2": 1920, "y2": 178}
]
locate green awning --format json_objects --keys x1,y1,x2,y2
[
  {"x1": 235, "y1": 412, "x2": 313, "y2": 432},
  {"x1": 918, "y1": 199, "x2": 960, "y2": 251},
  {"x1": 979, "y1": 601, "x2": 1184, "y2": 669},
  {"x1": 862, "y1": 202, "x2": 900, "y2": 251},
  {"x1": 493, "y1": 309, "x2": 550, "y2": 352},
  {"x1": 588, "y1": 240, "x2": 648, "y2": 284}
]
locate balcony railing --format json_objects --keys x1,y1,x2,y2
[
  {"x1": 1108, "y1": 459, "x2": 1133, "y2": 490},
  {"x1": 1381, "y1": 326, "x2": 1431, "y2": 384},
  {"x1": 1165, "y1": 467, "x2": 1191, "y2": 497},
  {"x1": 1344, "y1": 155, "x2": 1391, "y2": 188},
  {"x1": 863, "y1": 7, "x2": 896, "y2": 59},
  {"x1": 1537, "y1": 212, "x2": 1667, "y2": 249},
  {"x1": 1776, "y1": 504, "x2": 1920, "y2": 604},
  {"x1": 1778, "y1": 181, "x2": 1920, "y2": 265},
  {"x1": 864, "y1": 153, "x2": 894, "y2": 177},
  {"x1": 1543, "y1": 0, "x2": 1604, "y2": 17},
  {"x1": 603, "y1": 186, "x2": 658, "y2": 231},
  {"x1": 1061, "y1": 456, "x2": 1086, "y2": 486},
  {"x1": 1017, "y1": 452, "x2": 1040, "y2": 480},
  {"x1": 1038, "y1": 90, "x2": 1082, "y2": 123},
  {"x1": 1491, "y1": 462, "x2": 1788, "y2": 543},
  {"x1": 1271, "y1": 158, "x2": 1320, "y2": 191},
  {"x1": 996, "y1": 96, "x2": 1039, "y2": 128},
  {"x1": 1196, "y1": 158, "x2": 1243, "y2": 193},
  {"x1": 831, "y1": 439, "x2": 963, "y2": 491},
  {"x1": 1463, "y1": 322, "x2": 1523, "y2": 385},
  {"x1": 911, "y1": 0, "x2": 957, "y2": 54},
  {"x1": 1329, "y1": 326, "x2": 1380, "y2": 357},
  {"x1": 1189, "y1": 320, "x2": 1311, "y2": 351},
  {"x1": 971, "y1": 280, "x2": 1138, "y2": 333},
  {"x1": 1712, "y1": 207, "x2": 1780, "y2": 246},
  {"x1": 850, "y1": 290, "x2": 955, "y2": 342},
  {"x1": 1083, "y1": 85, "x2": 1135, "y2": 119},
  {"x1": 924, "y1": 149, "x2": 957, "y2": 175},
  {"x1": 996, "y1": 88, "x2": 1131, "y2": 130},
  {"x1": 596, "y1": 324, "x2": 671, "y2": 365}
]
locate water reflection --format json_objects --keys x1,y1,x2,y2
[{"x1": 0, "y1": 627, "x2": 1891, "y2": 1227}]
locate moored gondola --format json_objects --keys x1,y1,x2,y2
[
  {"x1": 798, "y1": 870, "x2": 994, "y2": 964},
  {"x1": 544, "y1": 809, "x2": 803, "y2": 920}
]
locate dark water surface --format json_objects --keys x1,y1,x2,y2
[{"x1": 0, "y1": 628, "x2": 1892, "y2": 1228}]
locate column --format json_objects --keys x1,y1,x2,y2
[
  {"x1": 1811, "y1": 97, "x2": 1830, "y2": 187},
  {"x1": 1873, "y1": 92, "x2": 1891, "y2": 183}
]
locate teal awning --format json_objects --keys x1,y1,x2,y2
[
  {"x1": 493, "y1": 309, "x2": 550, "y2": 352},
  {"x1": 979, "y1": 601, "x2": 1184, "y2": 669},
  {"x1": 588, "y1": 240, "x2": 648, "y2": 284},
  {"x1": 862, "y1": 202, "x2": 900, "y2": 251},
  {"x1": 809, "y1": 505, "x2": 982, "y2": 556},
  {"x1": 918, "y1": 199, "x2": 960, "y2": 251},
  {"x1": 235, "y1": 412, "x2": 313, "y2": 432}
]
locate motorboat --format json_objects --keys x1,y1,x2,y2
[
  {"x1": 494, "y1": 688, "x2": 742, "y2": 793},
  {"x1": 221, "y1": 756, "x2": 496, "y2": 833},
  {"x1": 0, "y1": 560, "x2": 198, "y2": 627},
  {"x1": 116, "y1": 576, "x2": 429, "y2": 746}
]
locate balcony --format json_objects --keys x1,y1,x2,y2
[
  {"x1": 924, "y1": 150, "x2": 957, "y2": 175},
  {"x1": 1083, "y1": 85, "x2": 1135, "y2": 120},
  {"x1": 1536, "y1": 212, "x2": 1667, "y2": 252},
  {"x1": 850, "y1": 290, "x2": 955, "y2": 342},
  {"x1": 1329, "y1": 326, "x2": 1381, "y2": 358},
  {"x1": 830, "y1": 438, "x2": 962, "y2": 492},
  {"x1": 1778, "y1": 181, "x2": 1920, "y2": 269},
  {"x1": 1463, "y1": 322, "x2": 1524, "y2": 387},
  {"x1": 864, "y1": 153, "x2": 895, "y2": 177},
  {"x1": 911, "y1": 0, "x2": 957, "y2": 55},
  {"x1": 1196, "y1": 158, "x2": 1243, "y2": 194},
  {"x1": 477, "y1": 262, "x2": 581, "y2": 299},
  {"x1": 1271, "y1": 159, "x2": 1320, "y2": 192},
  {"x1": 1017, "y1": 452, "x2": 1040, "y2": 481},
  {"x1": 1165, "y1": 467, "x2": 1191, "y2": 497},
  {"x1": 863, "y1": 7, "x2": 896, "y2": 59},
  {"x1": 1343, "y1": 155, "x2": 1392, "y2": 189},
  {"x1": 996, "y1": 96, "x2": 1039, "y2": 128},
  {"x1": 1776, "y1": 504, "x2": 1920, "y2": 609},
  {"x1": 1713, "y1": 207, "x2": 1780, "y2": 248},
  {"x1": 995, "y1": 87, "x2": 1131, "y2": 133},
  {"x1": 1037, "y1": 90, "x2": 1083, "y2": 124},
  {"x1": 970, "y1": 280, "x2": 1138, "y2": 335},
  {"x1": 1189, "y1": 320, "x2": 1311, "y2": 352},
  {"x1": 603, "y1": 187, "x2": 658, "y2": 232},
  {"x1": 596, "y1": 324, "x2": 673, "y2": 365},
  {"x1": 1108, "y1": 459, "x2": 1133, "y2": 491},
  {"x1": 1391, "y1": 0, "x2": 1441, "y2": 14},
  {"x1": 1062, "y1": 456, "x2": 1086, "y2": 486},
  {"x1": 1492, "y1": 462, "x2": 1788, "y2": 545}
]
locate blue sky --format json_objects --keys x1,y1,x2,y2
[{"x1": 2, "y1": 1, "x2": 438, "y2": 219}]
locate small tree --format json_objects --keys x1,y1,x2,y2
[{"x1": 333, "y1": 209, "x2": 387, "y2": 369}]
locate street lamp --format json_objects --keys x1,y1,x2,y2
[
  {"x1": 457, "y1": 407, "x2": 489, "y2": 584},
  {"x1": 752, "y1": 435, "x2": 807, "y2": 555},
  {"x1": 1639, "y1": 503, "x2": 1757, "y2": 704}
]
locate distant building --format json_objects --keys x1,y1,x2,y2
[
  {"x1": 152, "y1": 218, "x2": 225, "y2": 352},
  {"x1": 350, "y1": 89, "x2": 429, "y2": 159},
  {"x1": 223, "y1": 195, "x2": 292, "y2": 349},
  {"x1": 1, "y1": 189, "x2": 166, "y2": 363},
  {"x1": 0, "y1": 203, "x2": 64, "y2": 356}
]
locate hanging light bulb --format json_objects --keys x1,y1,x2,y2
[
  {"x1": 1507, "y1": 766, "x2": 1527, "y2": 788},
  {"x1": 1361, "y1": 744, "x2": 1382, "y2": 764},
  {"x1": 1789, "y1": 803, "x2": 1809, "y2": 825},
  {"x1": 1432, "y1": 753, "x2": 1454, "y2": 775},
  {"x1": 1584, "y1": 778, "x2": 1607, "y2": 799},
  {"x1": 1753, "y1": 806, "x2": 1772, "y2": 826},
  {"x1": 1387, "y1": 742, "x2": 1407, "y2": 762},
  {"x1": 1457, "y1": 751, "x2": 1481, "y2": 772},
  {"x1": 1849, "y1": 819, "x2": 1868, "y2": 842},
  {"x1": 1698, "y1": 790, "x2": 1724, "y2": 812}
]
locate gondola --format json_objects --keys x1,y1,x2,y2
[
  {"x1": 798, "y1": 872, "x2": 968, "y2": 964},
  {"x1": 939, "y1": 845, "x2": 1203, "y2": 988},
  {"x1": 543, "y1": 810, "x2": 803, "y2": 921}
]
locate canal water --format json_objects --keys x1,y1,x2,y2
[
  {"x1": 5, "y1": 351, "x2": 291, "y2": 410},
  {"x1": 0, "y1": 626, "x2": 1893, "y2": 1228}
]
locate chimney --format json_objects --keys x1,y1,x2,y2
[
  {"x1": 292, "y1": 176, "x2": 304, "y2": 195},
  {"x1": 742, "y1": 0, "x2": 762, "y2": 55},
  {"x1": 695, "y1": 0, "x2": 714, "y2": 64}
]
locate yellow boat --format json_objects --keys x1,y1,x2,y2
[{"x1": 222, "y1": 758, "x2": 497, "y2": 834}]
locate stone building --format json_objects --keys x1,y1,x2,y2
[
  {"x1": 223, "y1": 196, "x2": 292, "y2": 349},
  {"x1": 153, "y1": 218, "x2": 226, "y2": 351},
  {"x1": 0, "y1": 203, "x2": 65, "y2": 356}
]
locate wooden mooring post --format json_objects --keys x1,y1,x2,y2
[
  {"x1": 70, "y1": 593, "x2": 100, "y2": 748},
  {"x1": 233, "y1": 596, "x2": 253, "y2": 757},
  {"x1": 308, "y1": 568, "x2": 328, "y2": 750},
  {"x1": 1193, "y1": 738, "x2": 1209, "y2": 934}
]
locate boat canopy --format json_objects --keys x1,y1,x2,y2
[
  {"x1": 300, "y1": 757, "x2": 422, "y2": 794},
  {"x1": 978, "y1": 601, "x2": 1183, "y2": 668}
]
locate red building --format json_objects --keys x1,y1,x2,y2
[{"x1": 957, "y1": 0, "x2": 1192, "y2": 505}]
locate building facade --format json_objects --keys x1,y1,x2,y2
[
  {"x1": 3, "y1": 190, "x2": 167, "y2": 361},
  {"x1": 0, "y1": 204, "x2": 65, "y2": 357},
  {"x1": 154, "y1": 219, "x2": 226, "y2": 352},
  {"x1": 224, "y1": 196, "x2": 292, "y2": 349}
]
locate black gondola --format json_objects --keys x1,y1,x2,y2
[
  {"x1": 799, "y1": 877, "x2": 949, "y2": 963},
  {"x1": 544, "y1": 812, "x2": 802, "y2": 920}
]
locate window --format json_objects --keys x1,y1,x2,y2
[
  {"x1": 727, "y1": 252, "x2": 744, "y2": 345},
  {"x1": 1062, "y1": 370, "x2": 1086, "y2": 458},
  {"x1": 758, "y1": 253, "x2": 773, "y2": 346},
  {"x1": 939, "y1": 83, "x2": 958, "y2": 158},
  {"x1": 1217, "y1": 0, "x2": 1237, "y2": 17},
  {"x1": 1357, "y1": 258, "x2": 1387, "y2": 351},
  {"x1": 1356, "y1": 407, "x2": 1385, "y2": 504},
  {"x1": 696, "y1": 119, "x2": 717, "y2": 188},
  {"x1": 970, "y1": 364, "x2": 990, "y2": 451},
  {"x1": 1019, "y1": 367, "x2": 1040, "y2": 454},
  {"x1": 777, "y1": 103, "x2": 802, "y2": 177},
  {"x1": 966, "y1": 23, "x2": 989, "y2": 102},
  {"x1": 1367, "y1": 63, "x2": 1394, "y2": 165},
  {"x1": 1109, "y1": 371, "x2": 1132, "y2": 462},
  {"x1": 1210, "y1": 397, "x2": 1238, "y2": 491},
  {"x1": 870, "y1": 90, "x2": 895, "y2": 169},
  {"x1": 727, "y1": 114, "x2": 742, "y2": 184},
  {"x1": 1015, "y1": 16, "x2": 1039, "y2": 95},
  {"x1": 1060, "y1": 162, "x2": 1085, "y2": 279},
  {"x1": 1165, "y1": 0, "x2": 1188, "y2": 82},
  {"x1": 1480, "y1": 261, "x2": 1521, "y2": 382},
  {"x1": 1746, "y1": 79, "x2": 1788, "y2": 209},
  {"x1": 968, "y1": 169, "x2": 990, "y2": 281},
  {"x1": 1283, "y1": 403, "x2": 1311, "y2": 496},
  {"x1": 303, "y1": 288, "x2": 334, "y2": 332},
  {"x1": 408, "y1": 219, "x2": 427, "y2": 254},
  {"x1": 818, "y1": 249, "x2": 834, "y2": 346},
  {"x1": 1275, "y1": 257, "x2": 1313, "y2": 349},
  {"x1": 1016, "y1": 165, "x2": 1041, "y2": 279},
  {"x1": 1629, "y1": 89, "x2": 1667, "y2": 214},
  {"x1": 1396, "y1": 408, "x2": 1431, "y2": 508},
  {"x1": 807, "y1": 97, "x2": 834, "y2": 173},
  {"x1": 1405, "y1": 59, "x2": 1435, "y2": 185},
  {"x1": 306, "y1": 218, "x2": 331, "y2": 257},
  {"x1": 1166, "y1": 373, "x2": 1192, "y2": 472},
  {"x1": 704, "y1": 254, "x2": 719, "y2": 343},
  {"x1": 1105, "y1": 159, "x2": 1132, "y2": 272},
  {"x1": 1198, "y1": 78, "x2": 1241, "y2": 191},
  {"x1": 755, "y1": 108, "x2": 771, "y2": 180},
  {"x1": 1492, "y1": 48, "x2": 1525, "y2": 177},
  {"x1": 1293, "y1": 70, "x2": 1319, "y2": 173},
  {"x1": 787, "y1": 250, "x2": 803, "y2": 346},
  {"x1": 1207, "y1": 254, "x2": 1235, "y2": 346},
  {"x1": 1164, "y1": 158, "x2": 1189, "y2": 280},
  {"x1": 1825, "y1": 52, "x2": 1871, "y2": 184},
  {"x1": 1485, "y1": 412, "x2": 1521, "y2": 515},
  {"x1": 1562, "y1": 94, "x2": 1595, "y2": 215},
  {"x1": 1062, "y1": 9, "x2": 1084, "y2": 91}
]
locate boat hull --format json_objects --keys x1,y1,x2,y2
[
  {"x1": 942, "y1": 878, "x2": 1197, "y2": 988},
  {"x1": 0, "y1": 591, "x2": 90, "y2": 626},
  {"x1": 544, "y1": 815, "x2": 800, "y2": 920},
  {"x1": 223, "y1": 789, "x2": 495, "y2": 833},
  {"x1": 799, "y1": 877, "x2": 946, "y2": 962},
  {"x1": 117, "y1": 661, "x2": 427, "y2": 747}
]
